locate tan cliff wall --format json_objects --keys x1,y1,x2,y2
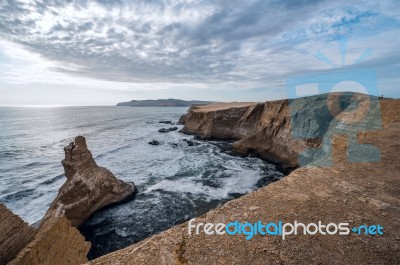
[
  {"x1": 0, "y1": 204, "x2": 36, "y2": 265},
  {"x1": 89, "y1": 98, "x2": 400, "y2": 265},
  {"x1": 181, "y1": 93, "x2": 383, "y2": 170},
  {"x1": 9, "y1": 217, "x2": 90, "y2": 265},
  {"x1": 2, "y1": 136, "x2": 136, "y2": 265}
]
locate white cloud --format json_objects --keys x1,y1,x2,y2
[{"x1": 0, "y1": 0, "x2": 399, "y2": 105}]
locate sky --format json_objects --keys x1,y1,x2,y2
[{"x1": 0, "y1": 0, "x2": 399, "y2": 106}]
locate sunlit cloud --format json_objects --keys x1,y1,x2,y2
[{"x1": 0, "y1": 0, "x2": 399, "y2": 105}]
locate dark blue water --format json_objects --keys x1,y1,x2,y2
[{"x1": 0, "y1": 106, "x2": 283, "y2": 259}]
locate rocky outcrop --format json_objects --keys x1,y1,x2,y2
[
  {"x1": 148, "y1": 140, "x2": 160, "y2": 145},
  {"x1": 0, "y1": 204, "x2": 36, "y2": 265},
  {"x1": 42, "y1": 136, "x2": 136, "y2": 227},
  {"x1": 9, "y1": 217, "x2": 90, "y2": 265},
  {"x1": 181, "y1": 93, "x2": 382, "y2": 171},
  {"x1": 181, "y1": 100, "x2": 305, "y2": 170},
  {"x1": 159, "y1": 127, "x2": 178, "y2": 133},
  {"x1": 88, "y1": 98, "x2": 400, "y2": 265},
  {"x1": 2, "y1": 135, "x2": 136, "y2": 265}
]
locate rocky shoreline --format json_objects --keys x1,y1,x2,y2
[
  {"x1": 0, "y1": 136, "x2": 136, "y2": 265},
  {"x1": 1, "y1": 94, "x2": 399, "y2": 264},
  {"x1": 90, "y1": 96, "x2": 400, "y2": 264}
]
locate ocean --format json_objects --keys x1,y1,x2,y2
[{"x1": 0, "y1": 106, "x2": 283, "y2": 259}]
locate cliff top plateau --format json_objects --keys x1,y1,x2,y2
[{"x1": 90, "y1": 94, "x2": 400, "y2": 265}]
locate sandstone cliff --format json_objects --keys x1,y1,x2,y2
[
  {"x1": 89, "y1": 98, "x2": 400, "y2": 264},
  {"x1": 2, "y1": 135, "x2": 137, "y2": 265},
  {"x1": 181, "y1": 93, "x2": 381, "y2": 171},
  {"x1": 89, "y1": 100, "x2": 400, "y2": 265},
  {"x1": 9, "y1": 217, "x2": 90, "y2": 265},
  {"x1": 42, "y1": 136, "x2": 136, "y2": 227},
  {"x1": 0, "y1": 204, "x2": 36, "y2": 265}
]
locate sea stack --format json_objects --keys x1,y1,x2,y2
[{"x1": 42, "y1": 136, "x2": 136, "y2": 227}]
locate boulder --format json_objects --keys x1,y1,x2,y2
[
  {"x1": 183, "y1": 139, "x2": 200, "y2": 147},
  {"x1": 148, "y1": 140, "x2": 160, "y2": 146},
  {"x1": 158, "y1": 127, "x2": 178, "y2": 133}
]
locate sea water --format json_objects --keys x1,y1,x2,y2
[{"x1": 0, "y1": 106, "x2": 283, "y2": 259}]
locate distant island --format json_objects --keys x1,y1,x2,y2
[{"x1": 116, "y1": 98, "x2": 212, "y2": 107}]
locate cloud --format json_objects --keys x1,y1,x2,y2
[{"x1": 0, "y1": 0, "x2": 399, "y2": 102}]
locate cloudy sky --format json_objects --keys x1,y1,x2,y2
[{"x1": 0, "y1": 0, "x2": 399, "y2": 106}]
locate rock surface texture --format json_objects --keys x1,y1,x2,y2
[
  {"x1": 2, "y1": 135, "x2": 136, "y2": 265},
  {"x1": 0, "y1": 204, "x2": 36, "y2": 265},
  {"x1": 9, "y1": 217, "x2": 90, "y2": 265},
  {"x1": 89, "y1": 97, "x2": 400, "y2": 265},
  {"x1": 180, "y1": 93, "x2": 382, "y2": 171},
  {"x1": 42, "y1": 136, "x2": 136, "y2": 227}
]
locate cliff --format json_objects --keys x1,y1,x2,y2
[
  {"x1": 89, "y1": 97, "x2": 400, "y2": 264},
  {"x1": 2, "y1": 136, "x2": 136, "y2": 265},
  {"x1": 42, "y1": 136, "x2": 136, "y2": 227},
  {"x1": 9, "y1": 217, "x2": 90, "y2": 265},
  {"x1": 180, "y1": 93, "x2": 382, "y2": 171},
  {"x1": 0, "y1": 204, "x2": 36, "y2": 265}
]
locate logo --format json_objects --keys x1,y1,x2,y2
[
  {"x1": 286, "y1": 38, "x2": 382, "y2": 167},
  {"x1": 188, "y1": 218, "x2": 384, "y2": 240}
]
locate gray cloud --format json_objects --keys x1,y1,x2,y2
[{"x1": 0, "y1": 0, "x2": 399, "y2": 89}]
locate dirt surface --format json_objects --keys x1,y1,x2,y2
[{"x1": 89, "y1": 99, "x2": 400, "y2": 265}]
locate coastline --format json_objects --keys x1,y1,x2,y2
[
  {"x1": 89, "y1": 97, "x2": 400, "y2": 264},
  {"x1": 1, "y1": 96, "x2": 399, "y2": 264}
]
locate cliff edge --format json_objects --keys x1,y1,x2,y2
[
  {"x1": 9, "y1": 217, "x2": 90, "y2": 265},
  {"x1": 90, "y1": 97, "x2": 400, "y2": 264},
  {"x1": 2, "y1": 136, "x2": 137, "y2": 265},
  {"x1": 181, "y1": 93, "x2": 382, "y2": 171},
  {"x1": 0, "y1": 204, "x2": 36, "y2": 265}
]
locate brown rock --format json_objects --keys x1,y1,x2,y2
[
  {"x1": 42, "y1": 136, "x2": 136, "y2": 227},
  {"x1": 4, "y1": 135, "x2": 133, "y2": 265},
  {"x1": 88, "y1": 98, "x2": 400, "y2": 265},
  {"x1": 0, "y1": 204, "x2": 36, "y2": 265},
  {"x1": 180, "y1": 100, "x2": 308, "y2": 169},
  {"x1": 181, "y1": 93, "x2": 382, "y2": 171},
  {"x1": 9, "y1": 217, "x2": 90, "y2": 265}
]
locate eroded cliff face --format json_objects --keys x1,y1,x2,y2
[
  {"x1": 0, "y1": 204, "x2": 36, "y2": 265},
  {"x1": 2, "y1": 135, "x2": 137, "y2": 265},
  {"x1": 9, "y1": 217, "x2": 90, "y2": 265},
  {"x1": 42, "y1": 136, "x2": 136, "y2": 227},
  {"x1": 181, "y1": 93, "x2": 381, "y2": 171},
  {"x1": 89, "y1": 98, "x2": 400, "y2": 265}
]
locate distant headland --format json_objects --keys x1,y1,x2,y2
[{"x1": 116, "y1": 98, "x2": 212, "y2": 107}]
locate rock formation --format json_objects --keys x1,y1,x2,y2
[
  {"x1": 42, "y1": 136, "x2": 136, "y2": 227},
  {"x1": 148, "y1": 140, "x2": 160, "y2": 145},
  {"x1": 9, "y1": 217, "x2": 90, "y2": 265},
  {"x1": 159, "y1": 127, "x2": 178, "y2": 133},
  {"x1": 180, "y1": 93, "x2": 382, "y2": 171},
  {"x1": 0, "y1": 204, "x2": 36, "y2": 265},
  {"x1": 88, "y1": 98, "x2": 400, "y2": 265},
  {"x1": 2, "y1": 135, "x2": 137, "y2": 265}
]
